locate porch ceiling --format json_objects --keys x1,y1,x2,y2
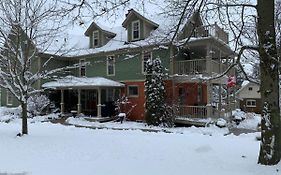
[{"x1": 42, "y1": 76, "x2": 125, "y2": 89}]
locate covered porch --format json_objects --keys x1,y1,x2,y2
[{"x1": 43, "y1": 76, "x2": 124, "y2": 117}]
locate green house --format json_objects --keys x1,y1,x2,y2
[{"x1": 1, "y1": 9, "x2": 236, "y2": 121}]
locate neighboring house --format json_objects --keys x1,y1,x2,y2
[
  {"x1": 1, "y1": 9, "x2": 236, "y2": 121},
  {"x1": 236, "y1": 81, "x2": 261, "y2": 114}
]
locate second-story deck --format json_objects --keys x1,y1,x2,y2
[
  {"x1": 192, "y1": 23, "x2": 229, "y2": 44},
  {"x1": 174, "y1": 59, "x2": 229, "y2": 75}
]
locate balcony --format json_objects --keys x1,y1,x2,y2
[
  {"x1": 174, "y1": 59, "x2": 228, "y2": 75},
  {"x1": 192, "y1": 24, "x2": 229, "y2": 44},
  {"x1": 176, "y1": 103, "x2": 236, "y2": 119}
]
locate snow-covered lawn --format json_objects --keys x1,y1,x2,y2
[{"x1": 0, "y1": 108, "x2": 280, "y2": 175}]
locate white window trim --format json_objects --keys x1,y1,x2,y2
[
  {"x1": 92, "y1": 30, "x2": 99, "y2": 47},
  {"x1": 246, "y1": 99, "x2": 256, "y2": 107},
  {"x1": 131, "y1": 20, "x2": 140, "y2": 41},
  {"x1": 6, "y1": 90, "x2": 12, "y2": 106},
  {"x1": 142, "y1": 51, "x2": 152, "y2": 74},
  {"x1": 79, "y1": 59, "x2": 86, "y2": 77},
  {"x1": 127, "y1": 85, "x2": 139, "y2": 97},
  {"x1": 107, "y1": 55, "x2": 115, "y2": 76}
]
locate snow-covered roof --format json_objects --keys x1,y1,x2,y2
[
  {"x1": 43, "y1": 1, "x2": 197, "y2": 57},
  {"x1": 42, "y1": 76, "x2": 124, "y2": 89},
  {"x1": 241, "y1": 80, "x2": 250, "y2": 87}
]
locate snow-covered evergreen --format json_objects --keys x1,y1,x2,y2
[{"x1": 145, "y1": 57, "x2": 174, "y2": 127}]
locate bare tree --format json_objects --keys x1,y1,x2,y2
[
  {"x1": 162, "y1": 0, "x2": 280, "y2": 165},
  {"x1": 0, "y1": 0, "x2": 80, "y2": 135},
  {"x1": 44, "y1": 0, "x2": 280, "y2": 165}
]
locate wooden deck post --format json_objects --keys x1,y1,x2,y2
[
  {"x1": 206, "y1": 45, "x2": 212, "y2": 74},
  {"x1": 206, "y1": 81, "x2": 213, "y2": 118},
  {"x1": 97, "y1": 88, "x2": 102, "y2": 117},
  {"x1": 60, "y1": 89, "x2": 64, "y2": 114},
  {"x1": 77, "y1": 89, "x2": 81, "y2": 114}
]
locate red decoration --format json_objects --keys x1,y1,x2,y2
[{"x1": 227, "y1": 76, "x2": 236, "y2": 88}]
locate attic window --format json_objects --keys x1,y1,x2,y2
[
  {"x1": 132, "y1": 20, "x2": 140, "y2": 40},
  {"x1": 248, "y1": 87, "x2": 253, "y2": 91},
  {"x1": 92, "y1": 30, "x2": 99, "y2": 47}
]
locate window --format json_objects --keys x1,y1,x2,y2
[
  {"x1": 248, "y1": 87, "x2": 253, "y2": 91},
  {"x1": 132, "y1": 20, "x2": 140, "y2": 40},
  {"x1": 92, "y1": 31, "x2": 99, "y2": 47},
  {"x1": 142, "y1": 51, "x2": 152, "y2": 74},
  {"x1": 128, "y1": 85, "x2": 139, "y2": 97},
  {"x1": 107, "y1": 55, "x2": 115, "y2": 76},
  {"x1": 6, "y1": 90, "x2": 12, "y2": 106},
  {"x1": 246, "y1": 99, "x2": 256, "y2": 107},
  {"x1": 79, "y1": 59, "x2": 86, "y2": 77}
]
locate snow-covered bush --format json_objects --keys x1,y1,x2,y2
[
  {"x1": 27, "y1": 94, "x2": 50, "y2": 117},
  {"x1": 115, "y1": 96, "x2": 136, "y2": 120},
  {"x1": 145, "y1": 57, "x2": 175, "y2": 127},
  {"x1": 216, "y1": 118, "x2": 227, "y2": 128}
]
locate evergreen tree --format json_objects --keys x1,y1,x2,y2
[{"x1": 145, "y1": 57, "x2": 174, "y2": 127}]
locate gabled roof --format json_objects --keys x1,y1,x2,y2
[
  {"x1": 236, "y1": 81, "x2": 260, "y2": 96},
  {"x1": 122, "y1": 9, "x2": 159, "y2": 29},
  {"x1": 84, "y1": 22, "x2": 116, "y2": 37}
]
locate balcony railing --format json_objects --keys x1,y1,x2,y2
[
  {"x1": 177, "y1": 103, "x2": 236, "y2": 119},
  {"x1": 174, "y1": 59, "x2": 206, "y2": 74},
  {"x1": 178, "y1": 105, "x2": 208, "y2": 119},
  {"x1": 192, "y1": 24, "x2": 229, "y2": 43},
  {"x1": 174, "y1": 59, "x2": 228, "y2": 75}
]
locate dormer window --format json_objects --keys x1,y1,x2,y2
[
  {"x1": 92, "y1": 30, "x2": 99, "y2": 47},
  {"x1": 132, "y1": 20, "x2": 140, "y2": 40}
]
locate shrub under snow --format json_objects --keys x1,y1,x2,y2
[{"x1": 27, "y1": 94, "x2": 50, "y2": 116}]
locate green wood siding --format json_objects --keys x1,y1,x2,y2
[{"x1": 78, "y1": 48, "x2": 171, "y2": 81}]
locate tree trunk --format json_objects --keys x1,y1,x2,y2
[
  {"x1": 257, "y1": 0, "x2": 281, "y2": 165},
  {"x1": 21, "y1": 102, "x2": 28, "y2": 135}
]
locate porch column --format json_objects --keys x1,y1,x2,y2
[
  {"x1": 60, "y1": 89, "x2": 64, "y2": 114},
  {"x1": 77, "y1": 89, "x2": 81, "y2": 114},
  {"x1": 218, "y1": 84, "x2": 222, "y2": 115},
  {"x1": 206, "y1": 81, "x2": 213, "y2": 118},
  {"x1": 97, "y1": 88, "x2": 102, "y2": 117},
  {"x1": 206, "y1": 45, "x2": 212, "y2": 74}
]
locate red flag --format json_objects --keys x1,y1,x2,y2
[{"x1": 227, "y1": 76, "x2": 236, "y2": 88}]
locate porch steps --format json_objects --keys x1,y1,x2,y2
[
  {"x1": 84, "y1": 116, "x2": 119, "y2": 123},
  {"x1": 175, "y1": 117, "x2": 212, "y2": 127}
]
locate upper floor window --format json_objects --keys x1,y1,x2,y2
[
  {"x1": 132, "y1": 20, "x2": 140, "y2": 40},
  {"x1": 6, "y1": 90, "x2": 13, "y2": 106},
  {"x1": 92, "y1": 30, "x2": 99, "y2": 47},
  {"x1": 248, "y1": 87, "x2": 253, "y2": 91},
  {"x1": 79, "y1": 59, "x2": 86, "y2": 77},
  {"x1": 107, "y1": 55, "x2": 115, "y2": 76},
  {"x1": 142, "y1": 51, "x2": 152, "y2": 74}
]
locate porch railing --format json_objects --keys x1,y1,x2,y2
[
  {"x1": 177, "y1": 105, "x2": 208, "y2": 119},
  {"x1": 174, "y1": 59, "x2": 229, "y2": 75},
  {"x1": 192, "y1": 24, "x2": 229, "y2": 43},
  {"x1": 174, "y1": 59, "x2": 206, "y2": 74}
]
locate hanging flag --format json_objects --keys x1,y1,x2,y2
[{"x1": 227, "y1": 75, "x2": 236, "y2": 88}]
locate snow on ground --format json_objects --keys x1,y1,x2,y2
[
  {"x1": 0, "y1": 107, "x2": 279, "y2": 175},
  {"x1": 232, "y1": 109, "x2": 261, "y2": 130}
]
